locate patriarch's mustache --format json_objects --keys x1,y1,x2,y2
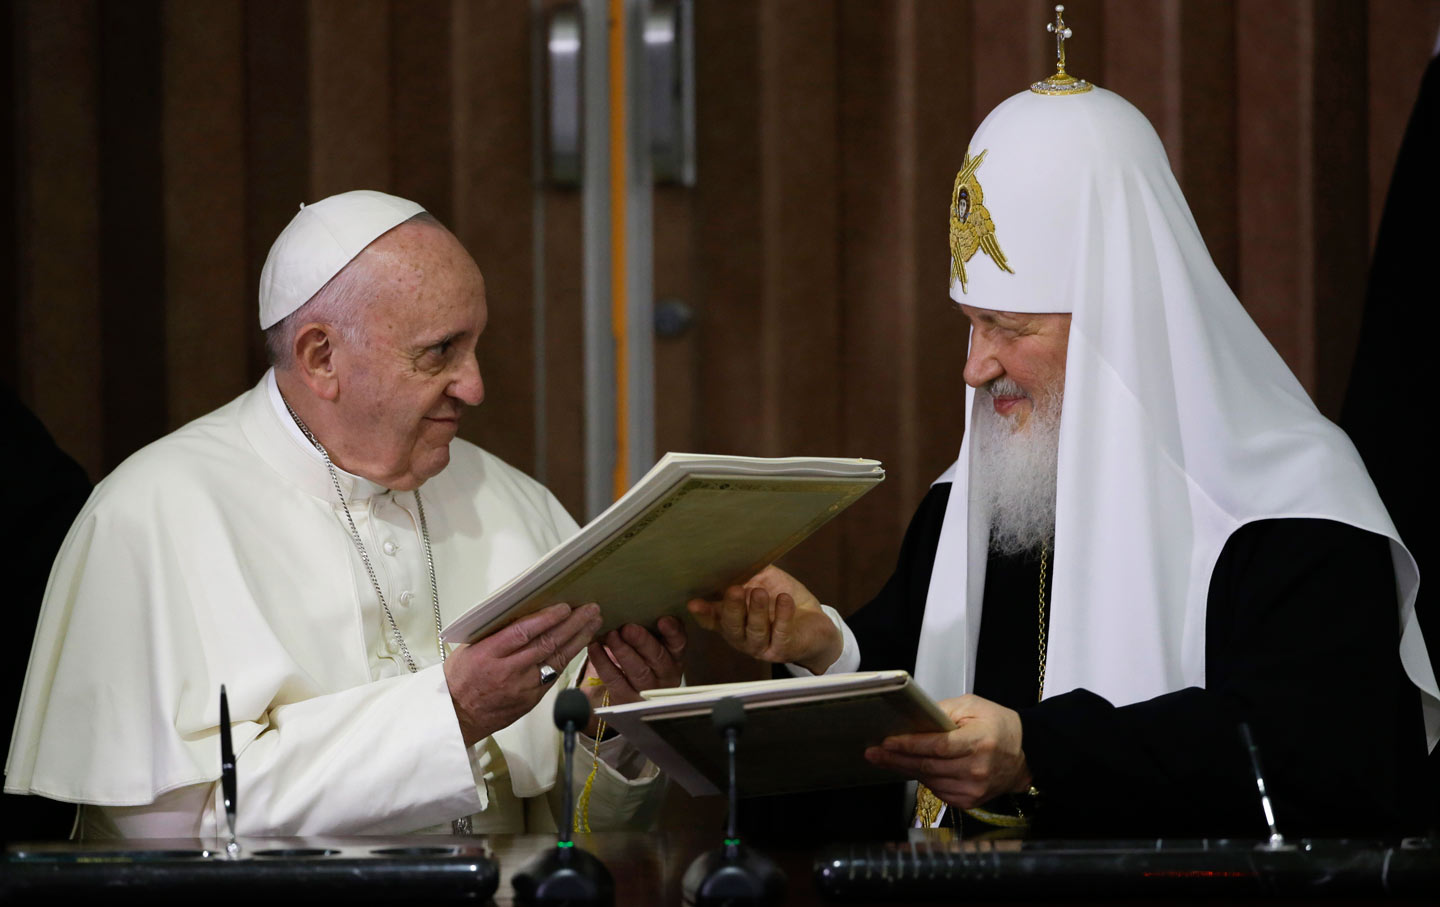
[{"x1": 984, "y1": 377, "x2": 1028, "y2": 399}]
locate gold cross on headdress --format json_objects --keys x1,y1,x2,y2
[
  {"x1": 1031, "y1": 5, "x2": 1093, "y2": 95},
  {"x1": 1048, "y1": 6, "x2": 1073, "y2": 77}
]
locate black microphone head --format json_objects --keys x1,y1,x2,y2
[
  {"x1": 712, "y1": 697, "x2": 746, "y2": 736},
  {"x1": 554, "y1": 687, "x2": 591, "y2": 731}
]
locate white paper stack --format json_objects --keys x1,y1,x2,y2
[{"x1": 441, "y1": 452, "x2": 884, "y2": 644}]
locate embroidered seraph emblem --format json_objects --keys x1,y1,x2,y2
[{"x1": 949, "y1": 150, "x2": 1013, "y2": 293}]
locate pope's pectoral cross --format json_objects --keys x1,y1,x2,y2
[{"x1": 1047, "y1": 5, "x2": 1074, "y2": 77}]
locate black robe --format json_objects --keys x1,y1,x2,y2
[
  {"x1": 744, "y1": 484, "x2": 1429, "y2": 841},
  {"x1": 1341, "y1": 52, "x2": 1440, "y2": 830}
]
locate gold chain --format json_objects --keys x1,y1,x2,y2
[
  {"x1": 914, "y1": 542, "x2": 1050, "y2": 830},
  {"x1": 1037, "y1": 541, "x2": 1048, "y2": 698}
]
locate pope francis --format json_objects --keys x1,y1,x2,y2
[{"x1": 5, "y1": 191, "x2": 681, "y2": 838}]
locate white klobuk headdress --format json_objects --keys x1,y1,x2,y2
[{"x1": 916, "y1": 15, "x2": 1437, "y2": 748}]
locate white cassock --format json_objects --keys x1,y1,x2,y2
[{"x1": 5, "y1": 370, "x2": 662, "y2": 837}]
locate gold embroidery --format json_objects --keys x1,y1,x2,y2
[
  {"x1": 949, "y1": 150, "x2": 1013, "y2": 294},
  {"x1": 914, "y1": 783, "x2": 946, "y2": 828}
]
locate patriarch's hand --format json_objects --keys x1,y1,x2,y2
[
  {"x1": 444, "y1": 602, "x2": 602, "y2": 747},
  {"x1": 686, "y1": 565, "x2": 842, "y2": 675},
  {"x1": 864, "y1": 694, "x2": 1031, "y2": 809}
]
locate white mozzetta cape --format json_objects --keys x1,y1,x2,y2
[
  {"x1": 915, "y1": 87, "x2": 1437, "y2": 749},
  {"x1": 6, "y1": 376, "x2": 656, "y2": 834}
]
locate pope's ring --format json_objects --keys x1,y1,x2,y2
[{"x1": 538, "y1": 664, "x2": 559, "y2": 686}]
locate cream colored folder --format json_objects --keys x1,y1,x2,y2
[
  {"x1": 595, "y1": 671, "x2": 954, "y2": 797},
  {"x1": 441, "y1": 452, "x2": 884, "y2": 644}
]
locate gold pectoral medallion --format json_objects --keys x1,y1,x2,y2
[
  {"x1": 949, "y1": 150, "x2": 1014, "y2": 294},
  {"x1": 914, "y1": 782, "x2": 946, "y2": 827}
]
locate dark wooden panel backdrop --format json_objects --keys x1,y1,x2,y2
[
  {"x1": 679, "y1": 0, "x2": 1440, "y2": 624},
  {"x1": 5, "y1": 0, "x2": 1437, "y2": 670}
]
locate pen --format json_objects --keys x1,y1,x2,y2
[{"x1": 220, "y1": 684, "x2": 239, "y2": 855}]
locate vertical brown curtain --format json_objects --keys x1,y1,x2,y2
[{"x1": 4, "y1": 0, "x2": 1436, "y2": 632}]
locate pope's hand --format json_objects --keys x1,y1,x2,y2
[
  {"x1": 586, "y1": 617, "x2": 687, "y2": 706},
  {"x1": 444, "y1": 601, "x2": 602, "y2": 747},
  {"x1": 580, "y1": 617, "x2": 687, "y2": 737},
  {"x1": 686, "y1": 565, "x2": 842, "y2": 674},
  {"x1": 863, "y1": 694, "x2": 1032, "y2": 809}
]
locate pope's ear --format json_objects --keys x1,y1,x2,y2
[{"x1": 293, "y1": 323, "x2": 340, "y2": 401}]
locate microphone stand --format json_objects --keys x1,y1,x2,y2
[
  {"x1": 1239, "y1": 722, "x2": 1292, "y2": 851},
  {"x1": 513, "y1": 688, "x2": 614, "y2": 906},
  {"x1": 682, "y1": 697, "x2": 786, "y2": 906}
]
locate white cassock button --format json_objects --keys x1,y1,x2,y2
[
  {"x1": 399, "y1": 590, "x2": 414, "y2": 607},
  {"x1": 384, "y1": 635, "x2": 398, "y2": 654},
  {"x1": 382, "y1": 540, "x2": 397, "y2": 555}
]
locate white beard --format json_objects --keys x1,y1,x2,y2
[{"x1": 970, "y1": 378, "x2": 1062, "y2": 556}]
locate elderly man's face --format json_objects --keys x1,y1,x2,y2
[
  {"x1": 959, "y1": 305, "x2": 1071, "y2": 430},
  {"x1": 331, "y1": 223, "x2": 487, "y2": 490}
]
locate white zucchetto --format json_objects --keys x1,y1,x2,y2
[{"x1": 258, "y1": 189, "x2": 426, "y2": 329}]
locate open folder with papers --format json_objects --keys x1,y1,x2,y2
[
  {"x1": 441, "y1": 452, "x2": 883, "y2": 644},
  {"x1": 594, "y1": 671, "x2": 953, "y2": 797}
]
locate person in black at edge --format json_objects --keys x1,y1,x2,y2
[
  {"x1": 1, "y1": 386, "x2": 93, "y2": 842},
  {"x1": 1341, "y1": 46, "x2": 1440, "y2": 831},
  {"x1": 688, "y1": 30, "x2": 1434, "y2": 842}
]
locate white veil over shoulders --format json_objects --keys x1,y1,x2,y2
[{"x1": 913, "y1": 87, "x2": 1437, "y2": 749}]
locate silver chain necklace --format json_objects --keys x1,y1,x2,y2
[
  {"x1": 280, "y1": 396, "x2": 446, "y2": 671},
  {"x1": 282, "y1": 396, "x2": 473, "y2": 835}
]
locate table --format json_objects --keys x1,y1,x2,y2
[
  {"x1": 490, "y1": 831, "x2": 1440, "y2": 905},
  {"x1": 4, "y1": 830, "x2": 1436, "y2": 904}
]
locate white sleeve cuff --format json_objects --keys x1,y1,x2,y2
[
  {"x1": 783, "y1": 605, "x2": 860, "y2": 677},
  {"x1": 579, "y1": 731, "x2": 660, "y2": 783}
]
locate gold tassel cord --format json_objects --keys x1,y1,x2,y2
[{"x1": 574, "y1": 679, "x2": 609, "y2": 834}]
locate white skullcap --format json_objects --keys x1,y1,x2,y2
[{"x1": 258, "y1": 189, "x2": 426, "y2": 329}]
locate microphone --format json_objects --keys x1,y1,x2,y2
[
  {"x1": 554, "y1": 689, "x2": 591, "y2": 849},
  {"x1": 513, "y1": 688, "x2": 615, "y2": 906},
  {"x1": 712, "y1": 697, "x2": 746, "y2": 859},
  {"x1": 1238, "y1": 722, "x2": 1291, "y2": 851},
  {"x1": 554, "y1": 688, "x2": 594, "y2": 728},
  {"x1": 682, "y1": 697, "x2": 786, "y2": 906}
]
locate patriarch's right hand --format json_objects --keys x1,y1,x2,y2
[{"x1": 686, "y1": 565, "x2": 843, "y2": 675}]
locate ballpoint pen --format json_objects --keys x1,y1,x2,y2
[{"x1": 220, "y1": 684, "x2": 239, "y2": 857}]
